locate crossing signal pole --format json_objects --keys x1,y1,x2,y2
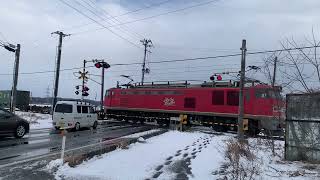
[
  {"x1": 82, "y1": 60, "x2": 87, "y2": 100},
  {"x1": 51, "y1": 31, "x2": 70, "y2": 110},
  {"x1": 238, "y1": 39, "x2": 247, "y2": 141},
  {"x1": 93, "y1": 60, "x2": 110, "y2": 110},
  {"x1": 140, "y1": 39, "x2": 153, "y2": 85}
]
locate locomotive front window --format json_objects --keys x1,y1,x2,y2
[
  {"x1": 255, "y1": 89, "x2": 281, "y2": 99},
  {"x1": 105, "y1": 90, "x2": 110, "y2": 96}
]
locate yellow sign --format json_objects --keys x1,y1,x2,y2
[
  {"x1": 180, "y1": 114, "x2": 188, "y2": 124},
  {"x1": 243, "y1": 119, "x2": 249, "y2": 131}
]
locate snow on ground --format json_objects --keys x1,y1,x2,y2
[
  {"x1": 16, "y1": 111, "x2": 52, "y2": 129},
  {"x1": 53, "y1": 130, "x2": 320, "y2": 180},
  {"x1": 55, "y1": 131, "x2": 207, "y2": 180}
]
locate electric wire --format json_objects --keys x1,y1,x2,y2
[
  {"x1": 71, "y1": 0, "x2": 221, "y2": 35},
  {"x1": 0, "y1": 45, "x2": 318, "y2": 76},
  {"x1": 58, "y1": 0, "x2": 141, "y2": 49},
  {"x1": 63, "y1": 0, "x2": 172, "y2": 31}
]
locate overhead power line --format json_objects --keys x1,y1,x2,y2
[
  {"x1": 0, "y1": 66, "x2": 94, "y2": 76},
  {"x1": 80, "y1": 0, "x2": 144, "y2": 39},
  {"x1": 58, "y1": 0, "x2": 141, "y2": 49},
  {"x1": 72, "y1": 0, "x2": 142, "y2": 40},
  {"x1": 63, "y1": 0, "x2": 172, "y2": 31},
  {"x1": 71, "y1": 0, "x2": 221, "y2": 35},
  {"x1": 111, "y1": 45, "x2": 320, "y2": 66},
  {"x1": 114, "y1": 0, "x2": 173, "y2": 17},
  {"x1": 0, "y1": 45, "x2": 318, "y2": 76}
]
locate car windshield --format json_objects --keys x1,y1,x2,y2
[{"x1": 55, "y1": 104, "x2": 72, "y2": 113}]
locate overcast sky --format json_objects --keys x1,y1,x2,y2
[{"x1": 0, "y1": 0, "x2": 319, "y2": 99}]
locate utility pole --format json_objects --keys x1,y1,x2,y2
[
  {"x1": 82, "y1": 60, "x2": 87, "y2": 100},
  {"x1": 100, "y1": 60, "x2": 105, "y2": 110},
  {"x1": 51, "y1": 31, "x2": 69, "y2": 111},
  {"x1": 140, "y1": 39, "x2": 152, "y2": 85},
  {"x1": 238, "y1": 39, "x2": 247, "y2": 140},
  {"x1": 272, "y1": 56, "x2": 277, "y2": 87},
  {"x1": 10, "y1": 44, "x2": 21, "y2": 113}
]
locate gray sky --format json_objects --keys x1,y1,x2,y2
[{"x1": 0, "y1": 0, "x2": 319, "y2": 99}]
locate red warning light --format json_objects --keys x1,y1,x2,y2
[
  {"x1": 95, "y1": 62, "x2": 102, "y2": 68},
  {"x1": 217, "y1": 75, "x2": 222, "y2": 81}
]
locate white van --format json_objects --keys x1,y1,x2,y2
[{"x1": 53, "y1": 101, "x2": 98, "y2": 131}]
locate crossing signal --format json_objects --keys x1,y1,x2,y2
[
  {"x1": 82, "y1": 92, "x2": 89, "y2": 97},
  {"x1": 217, "y1": 75, "x2": 222, "y2": 81},
  {"x1": 210, "y1": 75, "x2": 215, "y2": 81},
  {"x1": 82, "y1": 86, "x2": 89, "y2": 92},
  {"x1": 95, "y1": 62, "x2": 102, "y2": 68},
  {"x1": 95, "y1": 62, "x2": 110, "y2": 69}
]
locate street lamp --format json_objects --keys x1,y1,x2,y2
[{"x1": 0, "y1": 41, "x2": 20, "y2": 113}]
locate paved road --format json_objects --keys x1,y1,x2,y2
[{"x1": 0, "y1": 121, "x2": 155, "y2": 167}]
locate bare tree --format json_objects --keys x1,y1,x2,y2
[{"x1": 278, "y1": 30, "x2": 320, "y2": 93}]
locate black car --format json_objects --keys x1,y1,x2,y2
[{"x1": 0, "y1": 108, "x2": 29, "y2": 138}]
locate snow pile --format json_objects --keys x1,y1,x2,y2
[
  {"x1": 46, "y1": 159, "x2": 63, "y2": 173},
  {"x1": 55, "y1": 131, "x2": 206, "y2": 180},
  {"x1": 137, "y1": 137, "x2": 145, "y2": 142},
  {"x1": 16, "y1": 111, "x2": 52, "y2": 129}
]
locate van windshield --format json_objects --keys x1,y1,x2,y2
[{"x1": 55, "y1": 104, "x2": 73, "y2": 113}]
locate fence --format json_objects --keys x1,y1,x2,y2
[{"x1": 285, "y1": 93, "x2": 320, "y2": 162}]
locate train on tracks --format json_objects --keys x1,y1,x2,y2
[{"x1": 104, "y1": 80, "x2": 285, "y2": 135}]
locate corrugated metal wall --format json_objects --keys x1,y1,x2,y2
[
  {"x1": 0, "y1": 90, "x2": 30, "y2": 110},
  {"x1": 285, "y1": 93, "x2": 320, "y2": 162}
]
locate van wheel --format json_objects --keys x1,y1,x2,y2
[
  {"x1": 15, "y1": 125, "x2": 26, "y2": 138},
  {"x1": 92, "y1": 121, "x2": 98, "y2": 130},
  {"x1": 74, "y1": 123, "x2": 80, "y2": 131}
]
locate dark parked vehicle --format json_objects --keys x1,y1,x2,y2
[{"x1": 0, "y1": 108, "x2": 29, "y2": 138}]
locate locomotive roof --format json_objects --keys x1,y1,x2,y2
[{"x1": 113, "y1": 80, "x2": 279, "y2": 90}]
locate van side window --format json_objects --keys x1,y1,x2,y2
[
  {"x1": 55, "y1": 104, "x2": 73, "y2": 113},
  {"x1": 89, "y1": 107, "x2": 95, "y2": 114},
  {"x1": 77, "y1": 106, "x2": 81, "y2": 113},
  {"x1": 82, "y1": 106, "x2": 88, "y2": 114}
]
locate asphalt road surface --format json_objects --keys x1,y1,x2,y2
[{"x1": 0, "y1": 121, "x2": 155, "y2": 167}]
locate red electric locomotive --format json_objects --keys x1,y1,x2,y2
[{"x1": 104, "y1": 80, "x2": 284, "y2": 134}]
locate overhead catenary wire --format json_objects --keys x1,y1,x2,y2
[
  {"x1": 63, "y1": 0, "x2": 172, "y2": 32},
  {"x1": 80, "y1": 0, "x2": 144, "y2": 39},
  {"x1": 58, "y1": 0, "x2": 141, "y2": 49},
  {"x1": 114, "y1": 0, "x2": 173, "y2": 18},
  {"x1": 72, "y1": 0, "x2": 143, "y2": 40},
  {"x1": 71, "y1": 0, "x2": 221, "y2": 35}
]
